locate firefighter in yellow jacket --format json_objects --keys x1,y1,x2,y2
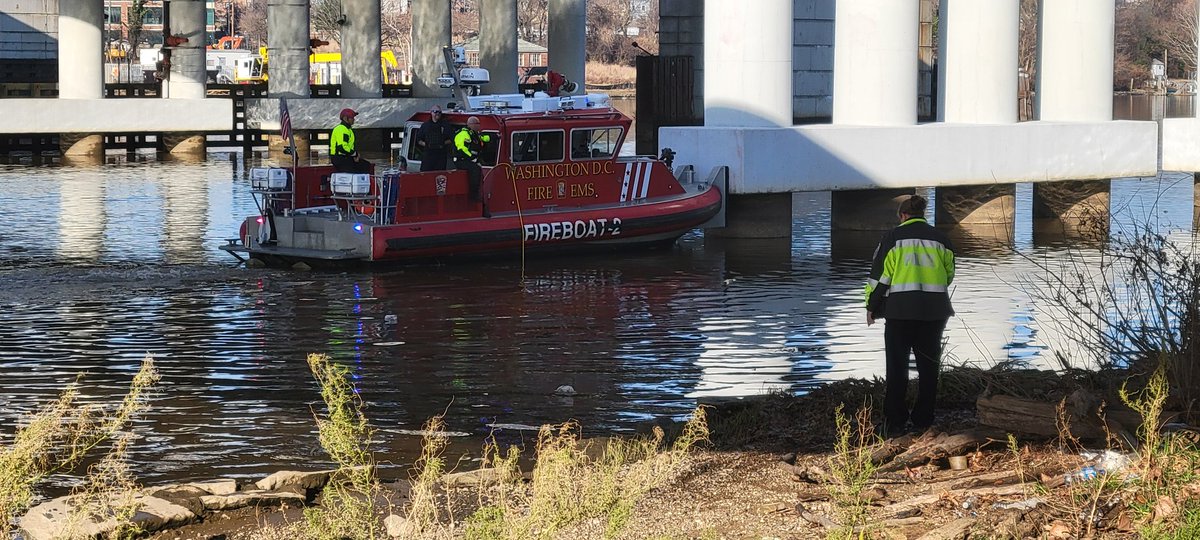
[
  {"x1": 330, "y1": 108, "x2": 371, "y2": 173},
  {"x1": 864, "y1": 195, "x2": 956, "y2": 438},
  {"x1": 453, "y1": 116, "x2": 493, "y2": 216}
]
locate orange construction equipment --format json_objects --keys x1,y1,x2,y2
[{"x1": 209, "y1": 35, "x2": 245, "y2": 50}]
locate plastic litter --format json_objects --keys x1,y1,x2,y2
[{"x1": 993, "y1": 498, "x2": 1045, "y2": 511}]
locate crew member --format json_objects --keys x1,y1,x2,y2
[
  {"x1": 864, "y1": 195, "x2": 956, "y2": 438},
  {"x1": 330, "y1": 108, "x2": 370, "y2": 173},
  {"x1": 416, "y1": 106, "x2": 453, "y2": 171},
  {"x1": 453, "y1": 116, "x2": 492, "y2": 214}
]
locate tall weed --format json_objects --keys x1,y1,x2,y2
[{"x1": 0, "y1": 356, "x2": 158, "y2": 536}]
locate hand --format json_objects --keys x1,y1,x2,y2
[{"x1": 867, "y1": 312, "x2": 875, "y2": 326}]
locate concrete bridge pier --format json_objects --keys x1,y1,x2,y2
[
  {"x1": 702, "y1": 0, "x2": 793, "y2": 238},
  {"x1": 481, "y1": 0, "x2": 519, "y2": 94},
  {"x1": 59, "y1": 134, "x2": 105, "y2": 157},
  {"x1": 1032, "y1": 180, "x2": 1111, "y2": 240},
  {"x1": 830, "y1": 189, "x2": 914, "y2": 231},
  {"x1": 342, "y1": 0, "x2": 384, "y2": 151},
  {"x1": 548, "y1": 0, "x2": 587, "y2": 92},
  {"x1": 411, "y1": 0, "x2": 452, "y2": 98},
  {"x1": 268, "y1": 132, "x2": 312, "y2": 163},
  {"x1": 267, "y1": 0, "x2": 310, "y2": 162},
  {"x1": 1195, "y1": 174, "x2": 1200, "y2": 229},
  {"x1": 934, "y1": 185, "x2": 1016, "y2": 225},
  {"x1": 162, "y1": 133, "x2": 206, "y2": 156},
  {"x1": 58, "y1": 1, "x2": 105, "y2": 156}
]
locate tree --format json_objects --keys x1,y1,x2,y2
[
  {"x1": 312, "y1": 0, "x2": 344, "y2": 45},
  {"x1": 237, "y1": 0, "x2": 268, "y2": 50},
  {"x1": 518, "y1": 0, "x2": 549, "y2": 45},
  {"x1": 382, "y1": 0, "x2": 413, "y2": 67},
  {"x1": 126, "y1": 0, "x2": 150, "y2": 59}
]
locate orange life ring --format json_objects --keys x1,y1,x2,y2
[{"x1": 354, "y1": 176, "x2": 378, "y2": 215}]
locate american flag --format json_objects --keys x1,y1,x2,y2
[{"x1": 278, "y1": 98, "x2": 293, "y2": 142}]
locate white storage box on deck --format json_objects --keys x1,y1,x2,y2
[
  {"x1": 351, "y1": 174, "x2": 373, "y2": 195},
  {"x1": 249, "y1": 167, "x2": 269, "y2": 189},
  {"x1": 330, "y1": 172, "x2": 355, "y2": 195},
  {"x1": 267, "y1": 168, "x2": 290, "y2": 190}
]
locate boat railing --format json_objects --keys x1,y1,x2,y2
[
  {"x1": 674, "y1": 165, "x2": 695, "y2": 185},
  {"x1": 330, "y1": 171, "x2": 402, "y2": 225}
]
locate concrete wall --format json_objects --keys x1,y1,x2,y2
[
  {"x1": 0, "y1": 99, "x2": 232, "y2": 132},
  {"x1": 660, "y1": 121, "x2": 1158, "y2": 193},
  {"x1": 0, "y1": 0, "x2": 57, "y2": 60}
]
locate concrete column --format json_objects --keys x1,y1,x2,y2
[
  {"x1": 411, "y1": 0, "x2": 452, "y2": 97},
  {"x1": 342, "y1": 0, "x2": 383, "y2": 98},
  {"x1": 1195, "y1": 173, "x2": 1200, "y2": 230},
  {"x1": 59, "y1": 0, "x2": 104, "y2": 99},
  {"x1": 831, "y1": 189, "x2": 914, "y2": 231},
  {"x1": 268, "y1": 0, "x2": 311, "y2": 98},
  {"x1": 60, "y1": 134, "x2": 105, "y2": 156},
  {"x1": 1036, "y1": 0, "x2": 1114, "y2": 121},
  {"x1": 480, "y1": 0, "x2": 519, "y2": 94},
  {"x1": 934, "y1": 184, "x2": 1016, "y2": 225},
  {"x1": 548, "y1": 0, "x2": 586, "y2": 94},
  {"x1": 703, "y1": 0, "x2": 792, "y2": 127},
  {"x1": 162, "y1": 133, "x2": 207, "y2": 156},
  {"x1": 1032, "y1": 180, "x2": 1111, "y2": 238},
  {"x1": 707, "y1": 193, "x2": 792, "y2": 239},
  {"x1": 168, "y1": 0, "x2": 207, "y2": 99},
  {"x1": 833, "y1": 0, "x2": 919, "y2": 125},
  {"x1": 938, "y1": 0, "x2": 1019, "y2": 123},
  {"x1": 269, "y1": 132, "x2": 312, "y2": 162}
]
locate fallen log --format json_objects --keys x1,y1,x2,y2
[
  {"x1": 878, "y1": 431, "x2": 988, "y2": 472},
  {"x1": 976, "y1": 394, "x2": 1181, "y2": 441},
  {"x1": 882, "y1": 483, "x2": 1032, "y2": 517}
]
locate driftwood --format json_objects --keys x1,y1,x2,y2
[
  {"x1": 877, "y1": 431, "x2": 989, "y2": 472},
  {"x1": 976, "y1": 393, "x2": 1181, "y2": 441},
  {"x1": 882, "y1": 483, "x2": 1032, "y2": 517}
]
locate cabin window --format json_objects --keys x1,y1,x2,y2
[
  {"x1": 511, "y1": 130, "x2": 565, "y2": 163},
  {"x1": 570, "y1": 127, "x2": 623, "y2": 160},
  {"x1": 404, "y1": 123, "x2": 424, "y2": 163}
]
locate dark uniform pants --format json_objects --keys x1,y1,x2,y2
[
  {"x1": 884, "y1": 318, "x2": 948, "y2": 432},
  {"x1": 421, "y1": 149, "x2": 448, "y2": 172},
  {"x1": 454, "y1": 157, "x2": 482, "y2": 201},
  {"x1": 331, "y1": 154, "x2": 371, "y2": 174}
]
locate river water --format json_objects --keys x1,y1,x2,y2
[{"x1": 0, "y1": 95, "x2": 1195, "y2": 485}]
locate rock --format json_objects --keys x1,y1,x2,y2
[
  {"x1": 188, "y1": 479, "x2": 239, "y2": 496},
  {"x1": 440, "y1": 468, "x2": 503, "y2": 488},
  {"x1": 554, "y1": 384, "x2": 577, "y2": 396},
  {"x1": 255, "y1": 469, "x2": 334, "y2": 492},
  {"x1": 292, "y1": 261, "x2": 312, "y2": 271},
  {"x1": 142, "y1": 485, "x2": 208, "y2": 515},
  {"x1": 200, "y1": 490, "x2": 306, "y2": 511},
  {"x1": 20, "y1": 494, "x2": 197, "y2": 540},
  {"x1": 246, "y1": 258, "x2": 266, "y2": 268},
  {"x1": 384, "y1": 514, "x2": 410, "y2": 538}
]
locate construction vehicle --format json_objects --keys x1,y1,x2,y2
[
  {"x1": 229, "y1": 47, "x2": 401, "y2": 85},
  {"x1": 209, "y1": 35, "x2": 246, "y2": 50}
]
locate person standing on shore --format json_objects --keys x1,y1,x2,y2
[{"x1": 864, "y1": 195, "x2": 956, "y2": 438}]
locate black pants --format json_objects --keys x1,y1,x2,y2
[
  {"x1": 420, "y1": 149, "x2": 448, "y2": 171},
  {"x1": 331, "y1": 154, "x2": 371, "y2": 174},
  {"x1": 884, "y1": 318, "x2": 948, "y2": 431},
  {"x1": 454, "y1": 157, "x2": 482, "y2": 201}
]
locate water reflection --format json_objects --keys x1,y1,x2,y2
[{"x1": 0, "y1": 141, "x2": 1195, "y2": 485}]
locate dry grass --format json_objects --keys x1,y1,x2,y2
[
  {"x1": 824, "y1": 404, "x2": 878, "y2": 540},
  {"x1": 404, "y1": 415, "x2": 452, "y2": 538},
  {"x1": 585, "y1": 62, "x2": 636, "y2": 87},
  {"x1": 463, "y1": 408, "x2": 709, "y2": 540},
  {"x1": 303, "y1": 353, "x2": 383, "y2": 540},
  {"x1": 0, "y1": 355, "x2": 159, "y2": 537}
]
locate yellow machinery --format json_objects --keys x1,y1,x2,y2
[{"x1": 232, "y1": 47, "x2": 400, "y2": 85}]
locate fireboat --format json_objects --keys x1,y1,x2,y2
[{"x1": 219, "y1": 89, "x2": 725, "y2": 266}]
